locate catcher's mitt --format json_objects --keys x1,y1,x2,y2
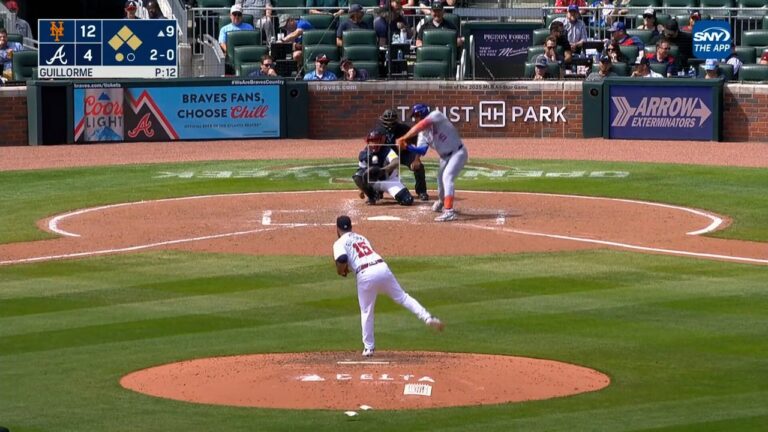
[{"x1": 366, "y1": 166, "x2": 385, "y2": 181}]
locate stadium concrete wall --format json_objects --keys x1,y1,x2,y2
[{"x1": 2, "y1": 82, "x2": 767, "y2": 146}]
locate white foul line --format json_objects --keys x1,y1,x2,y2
[
  {"x1": 462, "y1": 223, "x2": 768, "y2": 265},
  {"x1": 337, "y1": 361, "x2": 392, "y2": 365}
]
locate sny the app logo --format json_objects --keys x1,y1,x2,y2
[{"x1": 49, "y1": 21, "x2": 65, "y2": 42}]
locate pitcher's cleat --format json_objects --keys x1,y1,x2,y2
[
  {"x1": 426, "y1": 316, "x2": 445, "y2": 331},
  {"x1": 362, "y1": 347, "x2": 375, "y2": 358}
]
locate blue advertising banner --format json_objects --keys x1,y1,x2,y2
[
  {"x1": 609, "y1": 85, "x2": 715, "y2": 140},
  {"x1": 693, "y1": 20, "x2": 732, "y2": 60},
  {"x1": 472, "y1": 28, "x2": 532, "y2": 79},
  {"x1": 122, "y1": 82, "x2": 281, "y2": 141}
]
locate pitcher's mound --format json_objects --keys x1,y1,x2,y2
[{"x1": 120, "y1": 351, "x2": 610, "y2": 410}]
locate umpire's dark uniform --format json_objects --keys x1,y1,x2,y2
[{"x1": 378, "y1": 110, "x2": 428, "y2": 200}]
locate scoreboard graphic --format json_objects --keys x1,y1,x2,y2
[{"x1": 38, "y1": 19, "x2": 178, "y2": 79}]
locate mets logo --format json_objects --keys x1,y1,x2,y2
[
  {"x1": 128, "y1": 113, "x2": 155, "y2": 138},
  {"x1": 49, "y1": 21, "x2": 65, "y2": 42}
]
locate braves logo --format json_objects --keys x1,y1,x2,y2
[{"x1": 128, "y1": 113, "x2": 155, "y2": 138}]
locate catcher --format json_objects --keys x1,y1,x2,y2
[
  {"x1": 353, "y1": 127, "x2": 414, "y2": 206},
  {"x1": 378, "y1": 109, "x2": 429, "y2": 201}
]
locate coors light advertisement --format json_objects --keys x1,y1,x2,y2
[{"x1": 74, "y1": 86, "x2": 124, "y2": 143}]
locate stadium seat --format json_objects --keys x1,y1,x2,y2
[
  {"x1": 532, "y1": 28, "x2": 551, "y2": 46},
  {"x1": 422, "y1": 29, "x2": 458, "y2": 75},
  {"x1": 355, "y1": 0, "x2": 379, "y2": 6},
  {"x1": 662, "y1": 0, "x2": 699, "y2": 17},
  {"x1": 741, "y1": 30, "x2": 768, "y2": 48},
  {"x1": 6, "y1": 33, "x2": 22, "y2": 44},
  {"x1": 591, "y1": 61, "x2": 630, "y2": 76},
  {"x1": 350, "y1": 60, "x2": 379, "y2": 78},
  {"x1": 698, "y1": 62, "x2": 734, "y2": 80},
  {"x1": 237, "y1": 62, "x2": 262, "y2": 76},
  {"x1": 274, "y1": 0, "x2": 306, "y2": 15},
  {"x1": 415, "y1": 45, "x2": 451, "y2": 78},
  {"x1": 626, "y1": 29, "x2": 654, "y2": 45},
  {"x1": 527, "y1": 46, "x2": 546, "y2": 61},
  {"x1": 544, "y1": 13, "x2": 565, "y2": 28},
  {"x1": 300, "y1": 14, "x2": 336, "y2": 31},
  {"x1": 699, "y1": 0, "x2": 735, "y2": 17},
  {"x1": 413, "y1": 61, "x2": 450, "y2": 79},
  {"x1": 342, "y1": 44, "x2": 379, "y2": 62},
  {"x1": 624, "y1": 0, "x2": 661, "y2": 7},
  {"x1": 634, "y1": 13, "x2": 672, "y2": 28},
  {"x1": 342, "y1": 29, "x2": 377, "y2": 46},
  {"x1": 12, "y1": 50, "x2": 37, "y2": 81},
  {"x1": 442, "y1": 13, "x2": 460, "y2": 32},
  {"x1": 233, "y1": 45, "x2": 269, "y2": 74},
  {"x1": 649, "y1": 62, "x2": 668, "y2": 76},
  {"x1": 734, "y1": 46, "x2": 756, "y2": 64},
  {"x1": 302, "y1": 29, "x2": 337, "y2": 46},
  {"x1": 737, "y1": 64, "x2": 768, "y2": 82},
  {"x1": 524, "y1": 61, "x2": 561, "y2": 79},
  {"x1": 737, "y1": 0, "x2": 768, "y2": 17},
  {"x1": 198, "y1": 0, "x2": 234, "y2": 8},
  {"x1": 225, "y1": 30, "x2": 261, "y2": 66},
  {"x1": 619, "y1": 45, "x2": 640, "y2": 63}
]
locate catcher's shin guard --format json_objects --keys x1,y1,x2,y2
[{"x1": 394, "y1": 188, "x2": 414, "y2": 206}]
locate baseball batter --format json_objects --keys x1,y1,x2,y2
[
  {"x1": 333, "y1": 215, "x2": 444, "y2": 357},
  {"x1": 396, "y1": 104, "x2": 468, "y2": 222}
]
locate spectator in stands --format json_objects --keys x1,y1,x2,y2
[
  {"x1": 588, "y1": 0, "x2": 617, "y2": 28},
  {"x1": 124, "y1": 0, "x2": 140, "y2": 19},
  {"x1": 723, "y1": 44, "x2": 742, "y2": 79},
  {"x1": 663, "y1": 20, "x2": 692, "y2": 68},
  {"x1": 418, "y1": 0, "x2": 453, "y2": 16},
  {"x1": 219, "y1": 5, "x2": 255, "y2": 52},
  {"x1": 586, "y1": 55, "x2": 617, "y2": 81},
  {"x1": 560, "y1": 5, "x2": 587, "y2": 54},
  {"x1": 337, "y1": 4, "x2": 370, "y2": 47},
  {"x1": 0, "y1": 28, "x2": 23, "y2": 80},
  {"x1": 631, "y1": 56, "x2": 663, "y2": 78},
  {"x1": 248, "y1": 54, "x2": 279, "y2": 77},
  {"x1": 760, "y1": 50, "x2": 768, "y2": 65},
  {"x1": 542, "y1": 36, "x2": 561, "y2": 63},
  {"x1": 304, "y1": 54, "x2": 338, "y2": 80},
  {"x1": 554, "y1": 0, "x2": 586, "y2": 14},
  {"x1": 146, "y1": 1, "x2": 166, "y2": 19},
  {"x1": 609, "y1": 21, "x2": 643, "y2": 62},
  {"x1": 307, "y1": 0, "x2": 347, "y2": 17},
  {"x1": 636, "y1": 8, "x2": 663, "y2": 45},
  {"x1": 548, "y1": 21, "x2": 572, "y2": 65},
  {"x1": 340, "y1": 58, "x2": 369, "y2": 80},
  {"x1": 415, "y1": 2, "x2": 463, "y2": 48},
  {"x1": 374, "y1": 1, "x2": 411, "y2": 47},
  {"x1": 605, "y1": 41, "x2": 628, "y2": 63},
  {"x1": 4, "y1": 1, "x2": 31, "y2": 39},
  {"x1": 681, "y1": 10, "x2": 702, "y2": 32},
  {"x1": 532, "y1": 54, "x2": 553, "y2": 80},
  {"x1": 399, "y1": 0, "x2": 417, "y2": 16},
  {"x1": 646, "y1": 39, "x2": 676, "y2": 77},
  {"x1": 702, "y1": 58, "x2": 721, "y2": 80},
  {"x1": 241, "y1": 0, "x2": 276, "y2": 42},
  {"x1": 279, "y1": 14, "x2": 314, "y2": 68}
]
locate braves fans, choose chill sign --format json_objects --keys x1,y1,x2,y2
[{"x1": 692, "y1": 20, "x2": 732, "y2": 60}]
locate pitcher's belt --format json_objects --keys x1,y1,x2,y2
[{"x1": 357, "y1": 259, "x2": 384, "y2": 273}]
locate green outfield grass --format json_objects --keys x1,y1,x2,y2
[{"x1": 1, "y1": 159, "x2": 767, "y2": 431}]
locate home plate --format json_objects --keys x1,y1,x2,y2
[{"x1": 367, "y1": 216, "x2": 402, "y2": 221}]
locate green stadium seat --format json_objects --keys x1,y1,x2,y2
[
  {"x1": 624, "y1": 0, "x2": 661, "y2": 7},
  {"x1": 741, "y1": 30, "x2": 768, "y2": 48},
  {"x1": 6, "y1": 33, "x2": 22, "y2": 44},
  {"x1": 619, "y1": 45, "x2": 640, "y2": 63},
  {"x1": 198, "y1": 0, "x2": 234, "y2": 8},
  {"x1": 413, "y1": 61, "x2": 450, "y2": 79},
  {"x1": 699, "y1": 0, "x2": 735, "y2": 17},
  {"x1": 527, "y1": 46, "x2": 545, "y2": 61},
  {"x1": 737, "y1": 0, "x2": 768, "y2": 17},
  {"x1": 532, "y1": 28, "x2": 551, "y2": 46},
  {"x1": 342, "y1": 29, "x2": 377, "y2": 46},
  {"x1": 342, "y1": 45, "x2": 378, "y2": 62},
  {"x1": 225, "y1": 30, "x2": 261, "y2": 66},
  {"x1": 626, "y1": 29, "x2": 655, "y2": 45},
  {"x1": 338, "y1": 13, "x2": 374, "y2": 30},
  {"x1": 300, "y1": 14, "x2": 336, "y2": 31},
  {"x1": 233, "y1": 45, "x2": 269, "y2": 74},
  {"x1": 737, "y1": 64, "x2": 768, "y2": 82},
  {"x1": 634, "y1": 13, "x2": 672, "y2": 28},
  {"x1": 12, "y1": 50, "x2": 37, "y2": 81},
  {"x1": 649, "y1": 62, "x2": 668, "y2": 76},
  {"x1": 734, "y1": 46, "x2": 756, "y2": 64},
  {"x1": 302, "y1": 29, "x2": 337, "y2": 46},
  {"x1": 662, "y1": 0, "x2": 699, "y2": 17},
  {"x1": 591, "y1": 61, "x2": 630, "y2": 76},
  {"x1": 698, "y1": 62, "x2": 734, "y2": 80},
  {"x1": 355, "y1": 0, "x2": 379, "y2": 6},
  {"x1": 422, "y1": 29, "x2": 457, "y2": 74},
  {"x1": 544, "y1": 13, "x2": 565, "y2": 28},
  {"x1": 237, "y1": 62, "x2": 262, "y2": 76},
  {"x1": 274, "y1": 0, "x2": 306, "y2": 15},
  {"x1": 350, "y1": 60, "x2": 379, "y2": 78}
]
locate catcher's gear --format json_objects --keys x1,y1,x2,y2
[
  {"x1": 411, "y1": 103, "x2": 430, "y2": 120},
  {"x1": 394, "y1": 188, "x2": 414, "y2": 206},
  {"x1": 366, "y1": 127, "x2": 387, "y2": 152},
  {"x1": 366, "y1": 165, "x2": 385, "y2": 181}
]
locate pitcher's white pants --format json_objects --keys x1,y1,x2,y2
[{"x1": 356, "y1": 263, "x2": 431, "y2": 350}]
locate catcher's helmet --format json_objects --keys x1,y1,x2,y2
[
  {"x1": 411, "y1": 103, "x2": 430, "y2": 120},
  {"x1": 366, "y1": 127, "x2": 387, "y2": 149}
]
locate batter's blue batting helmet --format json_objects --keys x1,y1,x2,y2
[{"x1": 411, "y1": 103, "x2": 430, "y2": 119}]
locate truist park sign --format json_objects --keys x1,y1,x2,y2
[{"x1": 608, "y1": 84, "x2": 719, "y2": 141}]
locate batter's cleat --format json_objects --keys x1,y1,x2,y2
[
  {"x1": 362, "y1": 347, "x2": 375, "y2": 358},
  {"x1": 434, "y1": 209, "x2": 457, "y2": 222},
  {"x1": 419, "y1": 192, "x2": 430, "y2": 201},
  {"x1": 426, "y1": 316, "x2": 445, "y2": 331},
  {"x1": 431, "y1": 200, "x2": 444, "y2": 212}
]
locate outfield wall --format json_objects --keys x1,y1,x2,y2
[{"x1": 2, "y1": 82, "x2": 768, "y2": 146}]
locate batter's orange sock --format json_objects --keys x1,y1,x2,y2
[{"x1": 444, "y1": 196, "x2": 454, "y2": 210}]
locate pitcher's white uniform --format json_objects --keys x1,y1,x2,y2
[{"x1": 333, "y1": 231, "x2": 434, "y2": 353}]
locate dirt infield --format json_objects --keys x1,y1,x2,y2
[{"x1": 120, "y1": 351, "x2": 610, "y2": 410}]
